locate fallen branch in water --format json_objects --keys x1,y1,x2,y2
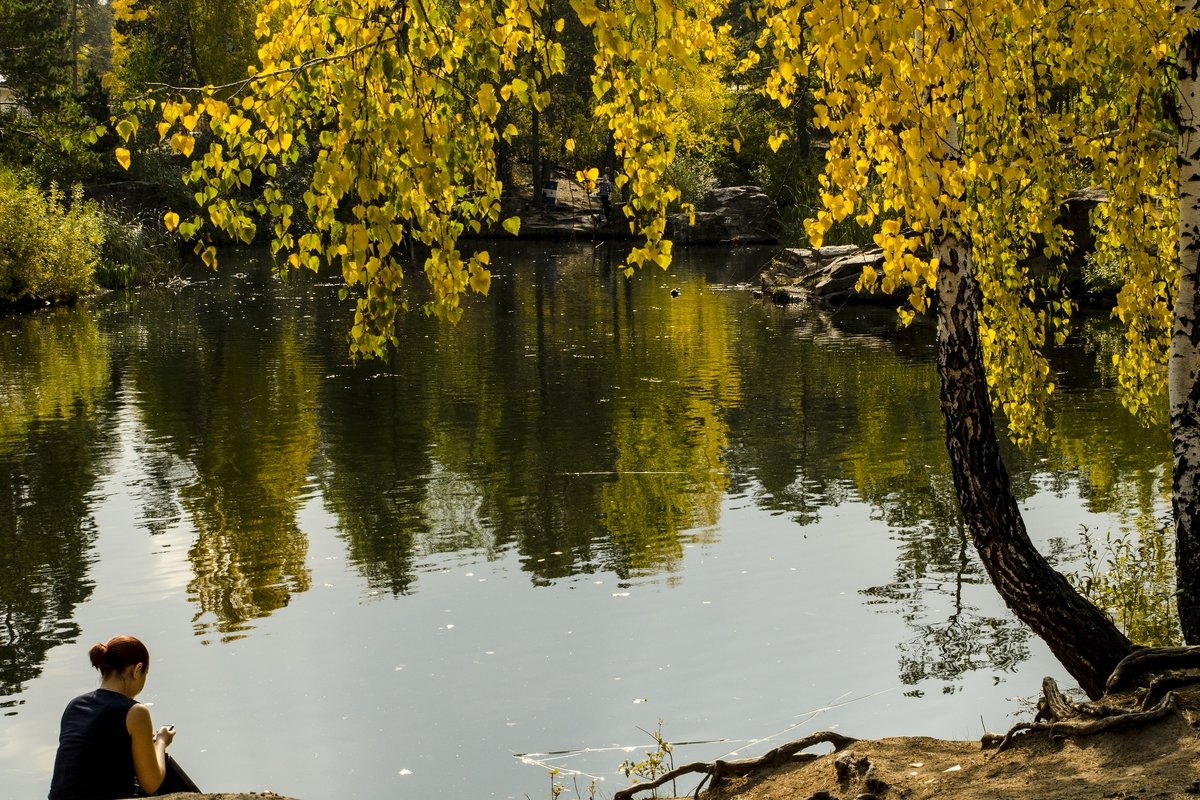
[{"x1": 611, "y1": 731, "x2": 857, "y2": 800}]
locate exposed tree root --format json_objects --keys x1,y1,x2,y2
[
  {"x1": 990, "y1": 676, "x2": 1181, "y2": 753},
  {"x1": 1141, "y1": 669, "x2": 1200, "y2": 709},
  {"x1": 1033, "y1": 676, "x2": 1129, "y2": 722},
  {"x1": 612, "y1": 659, "x2": 1200, "y2": 799},
  {"x1": 610, "y1": 731, "x2": 857, "y2": 800},
  {"x1": 1105, "y1": 646, "x2": 1200, "y2": 693}
]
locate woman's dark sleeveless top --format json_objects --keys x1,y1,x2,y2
[{"x1": 48, "y1": 689, "x2": 138, "y2": 800}]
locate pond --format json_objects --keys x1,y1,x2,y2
[{"x1": 0, "y1": 241, "x2": 1171, "y2": 799}]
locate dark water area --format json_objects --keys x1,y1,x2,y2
[{"x1": 0, "y1": 242, "x2": 1170, "y2": 798}]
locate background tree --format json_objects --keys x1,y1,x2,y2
[
  {"x1": 109, "y1": 0, "x2": 259, "y2": 95},
  {"x1": 0, "y1": 0, "x2": 72, "y2": 115},
  {"x1": 0, "y1": 0, "x2": 117, "y2": 182}
]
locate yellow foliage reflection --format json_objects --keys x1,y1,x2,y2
[
  {"x1": 0, "y1": 309, "x2": 110, "y2": 450},
  {"x1": 183, "y1": 324, "x2": 318, "y2": 640},
  {"x1": 599, "y1": 258, "x2": 738, "y2": 576},
  {"x1": 0, "y1": 309, "x2": 112, "y2": 694},
  {"x1": 132, "y1": 307, "x2": 320, "y2": 641}
]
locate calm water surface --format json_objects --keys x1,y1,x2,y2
[{"x1": 0, "y1": 242, "x2": 1170, "y2": 799}]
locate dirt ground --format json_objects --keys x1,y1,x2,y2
[{"x1": 699, "y1": 713, "x2": 1200, "y2": 800}]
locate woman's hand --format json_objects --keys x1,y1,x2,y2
[{"x1": 154, "y1": 725, "x2": 175, "y2": 748}]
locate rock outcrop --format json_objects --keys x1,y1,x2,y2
[
  {"x1": 512, "y1": 201, "x2": 604, "y2": 238},
  {"x1": 760, "y1": 245, "x2": 898, "y2": 305},
  {"x1": 760, "y1": 188, "x2": 1110, "y2": 306},
  {"x1": 667, "y1": 186, "x2": 783, "y2": 244}
]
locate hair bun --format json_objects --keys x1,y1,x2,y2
[
  {"x1": 87, "y1": 643, "x2": 108, "y2": 670},
  {"x1": 87, "y1": 636, "x2": 149, "y2": 676}
]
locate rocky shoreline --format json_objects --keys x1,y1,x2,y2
[
  {"x1": 757, "y1": 188, "x2": 1109, "y2": 308},
  {"x1": 158, "y1": 794, "x2": 299, "y2": 799},
  {"x1": 484, "y1": 181, "x2": 785, "y2": 245}
]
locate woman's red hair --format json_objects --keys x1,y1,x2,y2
[{"x1": 88, "y1": 635, "x2": 150, "y2": 676}]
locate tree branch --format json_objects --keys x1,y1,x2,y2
[{"x1": 611, "y1": 731, "x2": 858, "y2": 800}]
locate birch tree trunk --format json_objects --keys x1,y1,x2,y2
[
  {"x1": 936, "y1": 238, "x2": 1135, "y2": 698},
  {"x1": 1174, "y1": 8, "x2": 1200, "y2": 645}
]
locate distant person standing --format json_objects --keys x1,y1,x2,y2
[
  {"x1": 597, "y1": 172, "x2": 613, "y2": 222},
  {"x1": 48, "y1": 635, "x2": 199, "y2": 799}
]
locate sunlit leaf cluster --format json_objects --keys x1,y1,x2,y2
[
  {"x1": 572, "y1": 0, "x2": 731, "y2": 273},
  {"x1": 115, "y1": 0, "x2": 734, "y2": 356},
  {"x1": 748, "y1": 0, "x2": 1185, "y2": 442},
  {"x1": 111, "y1": 0, "x2": 1194, "y2": 445}
]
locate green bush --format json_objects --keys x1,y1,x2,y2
[
  {"x1": 1069, "y1": 519, "x2": 1181, "y2": 647},
  {"x1": 0, "y1": 169, "x2": 103, "y2": 305},
  {"x1": 664, "y1": 152, "x2": 719, "y2": 210}
]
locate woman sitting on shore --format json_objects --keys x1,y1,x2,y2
[{"x1": 48, "y1": 635, "x2": 180, "y2": 799}]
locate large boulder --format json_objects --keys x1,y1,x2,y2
[
  {"x1": 760, "y1": 188, "x2": 1115, "y2": 306},
  {"x1": 761, "y1": 246, "x2": 899, "y2": 305},
  {"x1": 514, "y1": 201, "x2": 601, "y2": 238},
  {"x1": 667, "y1": 186, "x2": 782, "y2": 244}
]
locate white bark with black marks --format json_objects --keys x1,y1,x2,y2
[{"x1": 1174, "y1": 3, "x2": 1200, "y2": 644}]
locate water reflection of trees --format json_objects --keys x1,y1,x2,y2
[
  {"x1": 129, "y1": 275, "x2": 319, "y2": 641},
  {"x1": 0, "y1": 310, "x2": 113, "y2": 699},
  {"x1": 0, "y1": 243, "x2": 1175, "y2": 692},
  {"x1": 314, "y1": 244, "x2": 741, "y2": 591},
  {"x1": 863, "y1": 522, "x2": 1032, "y2": 687},
  {"x1": 731, "y1": 306, "x2": 1169, "y2": 685}
]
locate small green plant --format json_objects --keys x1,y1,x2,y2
[
  {"x1": 618, "y1": 721, "x2": 675, "y2": 797},
  {"x1": 533, "y1": 768, "x2": 597, "y2": 800},
  {"x1": 1081, "y1": 247, "x2": 1123, "y2": 297},
  {"x1": 95, "y1": 213, "x2": 181, "y2": 289},
  {"x1": 1069, "y1": 519, "x2": 1181, "y2": 646}
]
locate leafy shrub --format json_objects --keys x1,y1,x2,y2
[
  {"x1": 1081, "y1": 247, "x2": 1123, "y2": 297},
  {"x1": 0, "y1": 169, "x2": 103, "y2": 305},
  {"x1": 664, "y1": 152, "x2": 719, "y2": 209}
]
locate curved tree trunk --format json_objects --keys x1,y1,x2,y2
[
  {"x1": 1173, "y1": 19, "x2": 1200, "y2": 644},
  {"x1": 936, "y1": 238, "x2": 1135, "y2": 699}
]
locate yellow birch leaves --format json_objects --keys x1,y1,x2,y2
[
  {"x1": 122, "y1": 0, "x2": 737, "y2": 354},
  {"x1": 115, "y1": 0, "x2": 1191, "y2": 439},
  {"x1": 750, "y1": 0, "x2": 1184, "y2": 443},
  {"x1": 570, "y1": 0, "x2": 731, "y2": 275}
]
